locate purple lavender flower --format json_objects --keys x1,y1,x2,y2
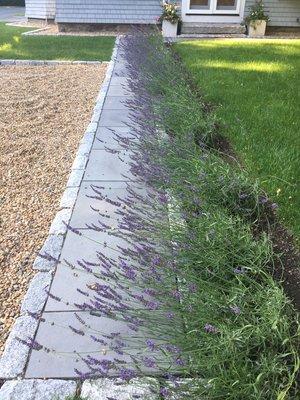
[
  {"x1": 119, "y1": 367, "x2": 136, "y2": 381},
  {"x1": 27, "y1": 311, "x2": 43, "y2": 321},
  {"x1": 120, "y1": 260, "x2": 137, "y2": 281},
  {"x1": 69, "y1": 325, "x2": 85, "y2": 336},
  {"x1": 63, "y1": 222, "x2": 82, "y2": 236},
  {"x1": 166, "y1": 311, "x2": 175, "y2": 319},
  {"x1": 38, "y1": 252, "x2": 59, "y2": 263},
  {"x1": 271, "y1": 202, "x2": 278, "y2": 210},
  {"x1": 175, "y1": 357, "x2": 185, "y2": 366},
  {"x1": 146, "y1": 339, "x2": 156, "y2": 351},
  {"x1": 233, "y1": 266, "x2": 246, "y2": 275},
  {"x1": 16, "y1": 337, "x2": 43, "y2": 351},
  {"x1": 188, "y1": 283, "x2": 197, "y2": 293},
  {"x1": 146, "y1": 301, "x2": 160, "y2": 310},
  {"x1": 74, "y1": 369, "x2": 92, "y2": 379},
  {"x1": 143, "y1": 288, "x2": 157, "y2": 296},
  {"x1": 239, "y1": 192, "x2": 249, "y2": 200},
  {"x1": 160, "y1": 387, "x2": 170, "y2": 398},
  {"x1": 164, "y1": 344, "x2": 181, "y2": 354},
  {"x1": 229, "y1": 305, "x2": 241, "y2": 315},
  {"x1": 171, "y1": 290, "x2": 181, "y2": 300},
  {"x1": 204, "y1": 323, "x2": 218, "y2": 334},
  {"x1": 90, "y1": 335, "x2": 108, "y2": 346},
  {"x1": 259, "y1": 195, "x2": 268, "y2": 204},
  {"x1": 152, "y1": 255, "x2": 161, "y2": 266},
  {"x1": 46, "y1": 291, "x2": 61, "y2": 302},
  {"x1": 143, "y1": 356, "x2": 156, "y2": 368}
]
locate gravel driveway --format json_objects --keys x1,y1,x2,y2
[{"x1": 0, "y1": 64, "x2": 106, "y2": 353}]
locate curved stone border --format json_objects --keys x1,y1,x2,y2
[
  {"x1": 0, "y1": 37, "x2": 120, "y2": 384},
  {"x1": 0, "y1": 59, "x2": 108, "y2": 66}
]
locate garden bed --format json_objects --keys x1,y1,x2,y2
[
  {"x1": 0, "y1": 63, "x2": 106, "y2": 353},
  {"x1": 109, "y1": 31, "x2": 300, "y2": 399}
]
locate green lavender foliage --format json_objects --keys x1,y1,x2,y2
[{"x1": 132, "y1": 31, "x2": 300, "y2": 399}]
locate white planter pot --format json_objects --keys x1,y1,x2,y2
[
  {"x1": 162, "y1": 20, "x2": 178, "y2": 38},
  {"x1": 248, "y1": 20, "x2": 267, "y2": 37}
]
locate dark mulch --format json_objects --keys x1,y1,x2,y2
[
  {"x1": 210, "y1": 132, "x2": 244, "y2": 167},
  {"x1": 255, "y1": 210, "x2": 300, "y2": 310}
]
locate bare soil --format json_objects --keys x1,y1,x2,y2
[{"x1": 0, "y1": 64, "x2": 106, "y2": 353}]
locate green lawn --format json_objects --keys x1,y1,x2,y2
[
  {"x1": 175, "y1": 39, "x2": 300, "y2": 238},
  {"x1": 0, "y1": 22, "x2": 115, "y2": 60}
]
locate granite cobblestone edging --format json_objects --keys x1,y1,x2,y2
[
  {"x1": 0, "y1": 60, "x2": 109, "y2": 66},
  {"x1": 0, "y1": 376, "x2": 199, "y2": 400},
  {"x1": 0, "y1": 38, "x2": 120, "y2": 399}
]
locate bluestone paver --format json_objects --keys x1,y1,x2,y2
[
  {"x1": 103, "y1": 96, "x2": 128, "y2": 110},
  {"x1": 68, "y1": 182, "x2": 128, "y2": 228},
  {"x1": 83, "y1": 149, "x2": 133, "y2": 181},
  {"x1": 110, "y1": 76, "x2": 129, "y2": 86},
  {"x1": 23, "y1": 43, "x2": 172, "y2": 381},
  {"x1": 107, "y1": 84, "x2": 133, "y2": 97},
  {"x1": 94, "y1": 126, "x2": 136, "y2": 149},
  {"x1": 25, "y1": 312, "x2": 166, "y2": 379},
  {"x1": 99, "y1": 108, "x2": 130, "y2": 127}
]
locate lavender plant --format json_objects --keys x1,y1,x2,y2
[{"x1": 19, "y1": 29, "x2": 299, "y2": 399}]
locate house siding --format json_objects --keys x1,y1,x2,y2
[
  {"x1": 245, "y1": 0, "x2": 300, "y2": 27},
  {"x1": 55, "y1": 0, "x2": 161, "y2": 24},
  {"x1": 25, "y1": 0, "x2": 56, "y2": 19}
]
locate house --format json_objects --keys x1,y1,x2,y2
[{"x1": 25, "y1": 0, "x2": 300, "y2": 33}]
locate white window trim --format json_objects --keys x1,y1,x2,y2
[{"x1": 183, "y1": 0, "x2": 245, "y2": 16}]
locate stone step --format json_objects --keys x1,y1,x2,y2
[
  {"x1": 179, "y1": 33, "x2": 247, "y2": 39},
  {"x1": 181, "y1": 22, "x2": 246, "y2": 35}
]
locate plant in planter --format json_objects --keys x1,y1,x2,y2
[
  {"x1": 159, "y1": 1, "x2": 181, "y2": 38},
  {"x1": 245, "y1": 1, "x2": 269, "y2": 37}
]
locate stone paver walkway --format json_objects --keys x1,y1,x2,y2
[
  {"x1": 21, "y1": 45, "x2": 167, "y2": 380},
  {"x1": 0, "y1": 36, "x2": 191, "y2": 400}
]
